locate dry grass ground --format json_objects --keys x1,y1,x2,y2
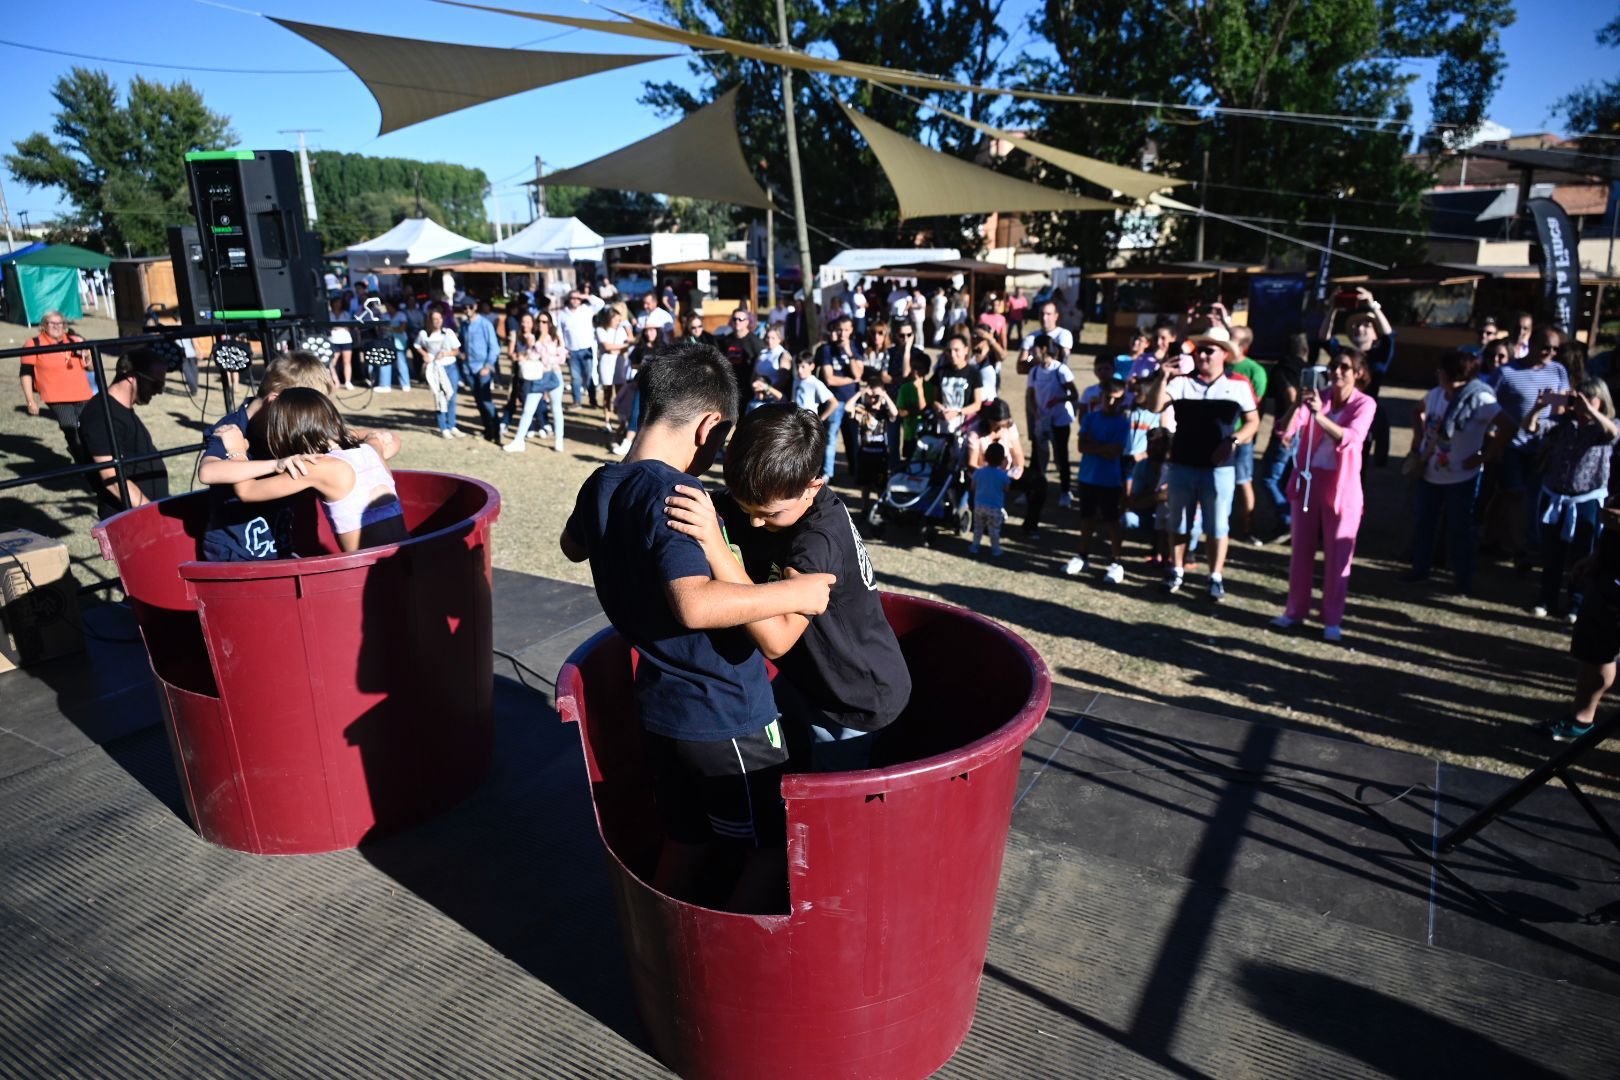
[{"x1": 3, "y1": 314, "x2": 1609, "y2": 791}]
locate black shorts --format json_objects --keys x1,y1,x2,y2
[
  {"x1": 1077, "y1": 482, "x2": 1121, "y2": 521},
  {"x1": 1570, "y1": 592, "x2": 1620, "y2": 666},
  {"x1": 644, "y1": 720, "x2": 789, "y2": 847}
]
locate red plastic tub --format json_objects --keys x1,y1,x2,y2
[
  {"x1": 93, "y1": 471, "x2": 500, "y2": 855},
  {"x1": 556, "y1": 592, "x2": 1052, "y2": 1079}
]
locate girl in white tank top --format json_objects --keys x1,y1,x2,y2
[{"x1": 225, "y1": 387, "x2": 408, "y2": 553}]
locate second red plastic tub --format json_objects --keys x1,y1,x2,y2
[{"x1": 556, "y1": 592, "x2": 1051, "y2": 1079}]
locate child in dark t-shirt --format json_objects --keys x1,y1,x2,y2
[
  {"x1": 666, "y1": 404, "x2": 913, "y2": 772},
  {"x1": 561, "y1": 344, "x2": 835, "y2": 912}
]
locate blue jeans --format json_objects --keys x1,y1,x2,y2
[
  {"x1": 1260, "y1": 433, "x2": 1296, "y2": 529},
  {"x1": 824, "y1": 399, "x2": 847, "y2": 479},
  {"x1": 1502, "y1": 442, "x2": 1544, "y2": 558},
  {"x1": 469, "y1": 365, "x2": 499, "y2": 440},
  {"x1": 1167, "y1": 464, "x2": 1236, "y2": 540},
  {"x1": 1411, "y1": 475, "x2": 1480, "y2": 593},
  {"x1": 376, "y1": 340, "x2": 411, "y2": 388},
  {"x1": 568, "y1": 347, "x2": 596, "y2": 406},
  {"x1": 431, "y1": 361, "x2": 458, "y2": 432}
]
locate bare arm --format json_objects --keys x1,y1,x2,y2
[
  {"x1": 665, "y1": 575, "x2": 832, "y2": 631},
  {"x1": 91, "y1": 455, "x2": 150, "y2": 508},
  {"x1": 664, "y1": 487, "x2": 813, "y2": 658},
  {"x1": 20, "y1": 372, "x2": 39, "y2": 414}
]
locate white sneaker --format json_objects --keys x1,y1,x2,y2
[
  {"x1": 1103, "y1": 562, "x2": 1125, "y2": 585},
  {"x1": 498, "y1": 424, "x2": 509, "y2": 442},
  {"x1": 449, "y1": 429, "x2": 468, "y2": 439},
  {"x1": 440, "y1": 429, "x2": 455, "y2": 440},
  {"x1": 1064, "y1": 556, "x2": 1087, "y2": 576},
  {"x1": 1058, "y1": 492, "x2": 1073, "y2": 509},
  {"x1": 373, "y1": 386, "x2": 392, "y2": 394},
  {"x1": 1531, "y1": 605, "x2": 1549, "y2": 618},
  {"x1": 1323, "y1": 625, "x2": 1343, "y2": 643},
  {"x1": 502, "y1": 440, "x2": 526, "y2": 453},
  {"x1": 344, "y1": 382, "x2": 355, "y2": 390},
  {"x1": 540, "y1": 425, "x2": 553, "y2": 438},
  {"x1": 611, "y1": 438, "x2": 631, "y2": 456},
  {"x1": 1270, "y1": 614, "x2": 1297, "y2": 629}
]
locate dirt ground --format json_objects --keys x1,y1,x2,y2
[{"x1": 2, "y1": 313, "x2": 1608, "y2": 790}]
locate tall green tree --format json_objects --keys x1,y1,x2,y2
[
  {"x1": 546, "y1": 184, "x2": 668, "y2": 235},
  {"x1": 1556, "y1": 10, "x2": 1620, "y2": 147},
  {"x1": 6, "y1": 68, "x2": 234, "y2": 255},
  {"x1": 307, "y1": 151, "x2": 492, "y2": 249},
  {"x1": 641, "y1": 0, "x2": 1013, "y2": 261},
  {"x1": 1013, "y1": 0, "x2": 1515, "y2": 269}
]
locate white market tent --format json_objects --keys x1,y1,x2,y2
[
  {"x1": 819, "y1": 247, "x2": 961, "y2": 286},
  {"x1": 470, "y1": 216, "x2": 606, "y2": 266},
  {"x1": 336, "y1": 217, "x2": 482, "y2": 271}
]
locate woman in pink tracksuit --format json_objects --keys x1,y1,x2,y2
[{"x1": 1271, "y1": 348, "x2": 1377, "y2": 642}]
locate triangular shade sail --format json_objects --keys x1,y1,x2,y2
[
  {"x1": 837, "y1": 104, "x2": 1119, "y2": 220},
  {"x1": 337, "y1": 217, "x2": 481, "y2": 269},
  {"x1": 271, "y1": 19, "x2": 675, "y2": 135},
  {"x1": 928, "y1": 105, "x2": 1186, "y2": 201},
  {"x1": 536, "y1": 88, "x2": 772, "y2": 210}
]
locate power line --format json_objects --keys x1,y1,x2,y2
[{"x1": 0, "y1": 36, "x2": 346, "y2": 74}]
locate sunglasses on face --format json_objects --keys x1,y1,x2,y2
[
  {"x1": 1330, "y1": 362, "x2": 1355, "y2": 373},
  {"x1": 1193, "y1": 345, "x2": 1218, "y2": 356}
]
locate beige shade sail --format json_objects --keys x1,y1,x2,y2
[
  {"x1": 535, "y1": 87, "x2": 772, "y2": 210},
  {"x1": 919, "y1": 101, "x2": 1186, "y2": 201},
  {"x1": 271, "y1": 19, "x2": 675, "y2": 135},
  {"x1": 837, "y1": 104, "x2": 1118, "y2": 220}
]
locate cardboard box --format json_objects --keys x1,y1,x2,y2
[{"x1": 0, "y1": 529, "x2": 84, "y2": 674}]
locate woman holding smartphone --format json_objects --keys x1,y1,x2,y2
[{"x1": 1523, "y1": 378, "x2": 1619, "y2": 620}]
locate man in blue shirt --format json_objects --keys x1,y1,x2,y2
[
  {"x1": 561, "y1": 342, "x2": 834, "y2": 912},
  {"x1": 459, "y1": 299, "x2": 502, "y2": 442},
  {"x1": 1492, "y1": 325, "x2": 1570, "y2": 568}
]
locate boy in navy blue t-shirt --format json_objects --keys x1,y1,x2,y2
[
  {"x1": 561, "y1": 343, "x2": 834, "y2": 911},
  {"x1": 1066, "y1": 378, "x2": 1130, "y2": 584}
]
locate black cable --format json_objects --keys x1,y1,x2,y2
[
  {"x1": 1074, "y1": 714, "x2": 1620, "y2": 926},
  {"x1": 493, "y1": 647, "x2": 555, "y2": 696}
]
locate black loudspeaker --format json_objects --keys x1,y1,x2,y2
[
  {"x1": 166, "y1": 224, "x2": 212, "y2": 323},
  {"x1": 184, "y1": 150, "x2": 323, "y2": 321}
]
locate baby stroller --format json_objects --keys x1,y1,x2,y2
[{"x1": 872, "y1": 418, "x2": 972, "y2": 542}]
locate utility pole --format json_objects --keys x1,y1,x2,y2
[
  {"x1": 766, "y1": 207, "x2": 777, "y2": 311},
  {"x1": 1194, "y1": 149, "x2": 1209, "y2": 262},
  {"x1": 0, "y1": 175, "x2": 15, "y2": 250},
  {"x1": 279, "y1": 128, "x2": 322, "y2": 224},
  {"x1": 774, "y1": 0, "x2": 817, "y2": 343},
  {"x1": 534, "y1": 155, "x2": 546, "y2": 220},
  {"x1": 413, "y1": 170, "x2": 423, "y2": 217}
]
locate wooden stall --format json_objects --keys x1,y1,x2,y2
[
  {"x1": 1091, "y1": 261, "x2": 1264, "y2": 354},
  {"x1": 657, "y1": 259, "x2": 759, "y2": 332}
]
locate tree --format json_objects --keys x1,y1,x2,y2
[
  {"x1": 6, "y1": 68, "x2": 234, "y2": 255},
  {"x1": 1556, "y1": 11, "x2": 1620, "y2": 147},
  {"x1": 546, "y1": 184, "x2": 668, "y2": 235},
  {"x1": 641, "y1": 0, "x2": 1016, "y2": 262},
  {"x1": 306, "y1": 151, "x2": 492, "y2": 249},
  {"x1": 1012, "y1": 0, "x2": 1515, "y2": 269}
]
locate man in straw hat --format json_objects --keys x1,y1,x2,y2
[{"x1": 1142, "y1": 324, "x2": 1260, "y2": 601}]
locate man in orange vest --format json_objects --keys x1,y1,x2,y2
[{"x1": 18, "y1": 310, "x2": 94, "y2": 462}]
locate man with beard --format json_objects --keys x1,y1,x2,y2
[{"x1": 80, "y1": 348, "x2": 172, "y2": 518}]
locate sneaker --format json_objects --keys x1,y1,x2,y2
[
  {"x1": 1241, "y1": 534, "x2": 1264, "y2": 548},
  {"x1": 344, "y1": 382, "x2": 355, "y2": 390},
  {"x1": 1208, "y1": 577, "x2": 1226, "y2": 602},
  {"x1": 451, "y1": 429, "x2": 468, "y2": 439},
  {"x1": 1567, "y1": 611, "x2": 1580, "y2": 625},
  {"x1": 991, "y1": 546, "x2": 1005, "y2": 557},
  {"x1": 1064, "y1": 556, "x2": 1087, "y2": 576},
  {"x1": 373, "y1": 386, "x2": 393, "y2": 394},
  {"x1": 1164, "y1": 572, "x2": 1184, "y2": 595},
  {"x1": 1103, "y1": 562, "x2": 1125, "y2": 585},
  {"x1": 1548, "y1": 716, "x2": 1594, "y2": 742},
  {"x1": 502, "y1": 440, "x2": 526, "y2": 453},
  {"x1": 611, "y1": 438, "x2": 632, "y2": 456},
  {"x1": 1057, "y1": 492, "x2": 1073, "y2": 509},
  {"x1": 540, "y1": 425, "x2": 553, "y2": 438},
  {"x1": 1323, "y1": 625, "x2": 1342, "y2": 643},
  {"x1": 1270, "y1": 614, "x2": 1297, "y2": 629},
  {"x1": 440, "y1": 429, "x2": 455, "y2": 440},
  {"x1": 969, "y1": 542, "x2": 981, "y2": 555},
  {"x1": 1532, "y1": 605, "x2": 1549, "y2": 618},
  {"x1": 499, "y1": 424, "x2": 509, "y2": 442}
]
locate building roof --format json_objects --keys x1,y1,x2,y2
[{"x1": 1459, "y1": 145, "x2": 1620, "y2": 184}]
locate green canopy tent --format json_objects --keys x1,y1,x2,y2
[{"x1": 1, "y1": 245, "x2": 112, "y2": 326}]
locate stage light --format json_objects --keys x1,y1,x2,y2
[
  {"x1": 212, "y1": 339, "x2": 254, "y2": 373},
  {"x1": 359, "y1": 338, "x2": 396, "y2": 368},
  {"x1": 150, "y1": 338, "x2": 187, "y2": 372},
  {"x1": 300, "y1": 332, "x2": 335, "y2": 364}
]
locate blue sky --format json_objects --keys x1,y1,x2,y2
[{"x1": 1, "y1": 0, "x2": 1616, "y2": 229}]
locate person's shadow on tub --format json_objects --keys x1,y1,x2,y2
[{"x1": 344, "y1": 511, "x2": 644, "y2": 1051}]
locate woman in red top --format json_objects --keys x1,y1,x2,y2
[{"x1": 18, "y1": 310, "x2": 93, "y2": 462}]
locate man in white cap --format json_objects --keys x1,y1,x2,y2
[{"x1": 1144, "y1": 324, "x2": 1259, "y2": 600}]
